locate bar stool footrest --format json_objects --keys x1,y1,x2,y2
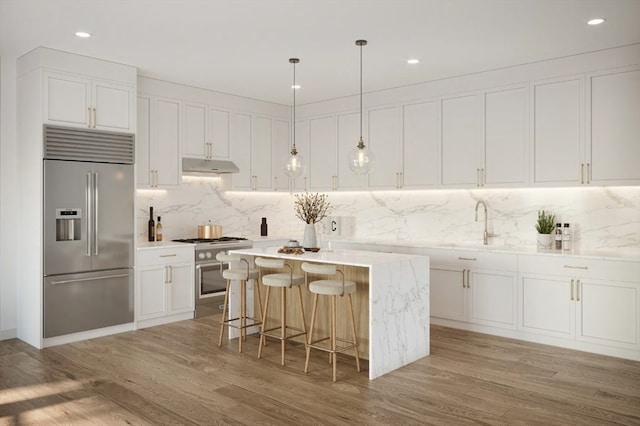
[
  {"x1": 222, "y1": 317, "x2": 262, "y2": 330},
  {"x1": 307, "y1": 336, "x2": 358, "y2": 354},
  {"x1": 260, "y1": 325, "x2": 306, "y2": 341}
]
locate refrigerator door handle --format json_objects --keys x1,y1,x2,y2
[
  {"x1": 86, "y1": 172, "x2": 92, "y2": 256},
  {"x1": 51, "y1": 273, "x2": 130, "y2": 285},
  {"x1": 93, "y1": 172, "x2": 99, "y2": 255}
]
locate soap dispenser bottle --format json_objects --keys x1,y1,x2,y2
[{"x1": 260, "y1": 217, "x2": 268, "y2": 236}]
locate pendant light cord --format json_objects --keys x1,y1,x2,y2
[
  {"x1": 293, "y1": 60, "x2": 296, "y2": 150},
  {"x1": 359, "y1": 42, "x2": 363, "y2": 140}
]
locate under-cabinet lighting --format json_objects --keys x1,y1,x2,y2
[
  {"x1": 407, "y1": 59, "x2": 420, "y2": 65},
  {"x1": 587, "y1": 18, "x2": 605, "y2": 25},
  {"x1": 75, "y1": 31, "x2": 91, "y2": 38},
  {"x1": 291, "y1": 85, "x2": 301, "y2": 89}
]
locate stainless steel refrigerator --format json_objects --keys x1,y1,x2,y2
[{"x1": 43, "y1": 125, "x2": 135, "y2": 338}]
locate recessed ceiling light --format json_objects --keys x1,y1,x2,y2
[
  {"x1": 587, "y1": 18, "x2": 605, "y2": 25},
  {"x1": 291, "y1": 85, "x2": 301, "y2": 89},
  {"x1": 75, "y1": 31, "x2": 91, "y2": 38},
  {"x1": 407, "y1": 58, "x2": 420, "y2": 65}
]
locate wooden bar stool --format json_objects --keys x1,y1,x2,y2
[
  {"x1": 217, "y1": 252, "x2": 262, "y2": 353},
  {"x1": 255, "y1": 257, "x2": 307, "y2": 366},
  {"x1": 301, "y1": 262, "x2": 361, "y2": 382}
]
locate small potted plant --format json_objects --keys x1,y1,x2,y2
[
  {"x1": 536, "y1": 210, "x2": 556, "y2": 250},
  {"x1": 294, "y1": 192, "x2": 332, "y2": 249}
]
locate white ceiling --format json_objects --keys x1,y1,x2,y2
[{"x1": 1, "y1": 0, "x2": 639, "y2": 106}]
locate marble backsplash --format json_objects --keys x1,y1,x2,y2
[{"x1": 136, "y1": 178, "x2": 640, "y2": 251}]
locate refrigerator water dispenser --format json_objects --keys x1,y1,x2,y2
[{"x1": 56, "y1": 208, "x2": 81, "y2": 241}]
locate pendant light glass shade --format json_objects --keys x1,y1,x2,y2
[
  {"x1": 284, "y1": 58, "x2": 305, "y2": 178},
  {"x1": 347, "y1": 39, "x2": 375, "y2": 175}
]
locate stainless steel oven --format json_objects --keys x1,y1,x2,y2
[{"x1": 173, "y1": 238, "x2": 252, "y2": 318}]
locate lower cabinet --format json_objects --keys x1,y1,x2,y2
[
  {"x1": 136, "y1": 246, "x2": 195, "y2": 328},
  {"x1": 428, "y1": 250, "x2": 518, "y2": 330},
  {"x1": 518, "y1": 255, "x2": 640, "y2": 355}
]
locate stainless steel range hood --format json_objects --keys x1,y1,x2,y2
[{"x1": 182, "y1": 158, "x2": 240, "y2": 175}]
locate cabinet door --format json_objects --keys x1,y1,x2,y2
[
  {"x1": 368, "y1": 106, "x2": 401, "y2": 189},
  {"x1": 168, "y1": 263, "x2": 194, "y2": 315},
  {"x1": 469, "y1": 270, "x2": 516, "y2": 329},
  {"x1": 588, "y1": 68, "x2": 640, "y2": 185},
  {"x1": 271, "y1": 119, "x2": 291, "y2": 191},
  {"x1": 484, "y1": 87, "x2": 527, "y2": 186},
  {"x1": 337, "y1": 112, "x2": 366, "y2": 190},
  {"x1": 136, "y1": 96, "x2": 152, "y2": 187},
  {"x1": 519, "y1": 274, "x2": 575, "y2": 339},
  {"x1": 153, "y1": 98, "x2": 181, "y2": 187},
  {"x1": 231, "y1": 113, "x2": 252, "y2": 190},
  {"x1": 92, "y1": 80, "x2": 134, "y2": 132},
  {"x1": 576, "y1": 278, "x2": 639, "y2": 349},
  {"x1": 137, "y1": 267, "x2": 167, "y2": 320},
  {"x1": 430, "y1": 267, "x2": 466, "y2": 321},
  {"x1": 253, "y1": 117, "x2": 273, "y2": 190},
  {"x1": 183, "y1": 103, "x2": 207, "y2": 158},
  {"x1": 210, "y1": 108, "x2": 230, "y2": 159},
  {"x1": 402, "y1": 101, "x2": 439, "y2": 188},
  {"x1": 441, "y1": 94, "x2": 481, "y2": 186},
  {"x1": 532, "y1": 77, "x2": 583, "y2": 185},
  {"x1": 43, "y1": 72, "x2": 91, "y2": 128},
  {"x1": 308, "y1": 115, "x2": 337, "y2": 190}
]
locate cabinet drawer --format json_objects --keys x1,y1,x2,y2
[
  {"x1": 424, "y1": 248, "x2": 517, "y2": 271},
  {"x1": 137, "y1": 246, "x2": 194, "y2": 266},
  {"x1": 518, "y1": 254, "x2": 640, "y2": 282}
]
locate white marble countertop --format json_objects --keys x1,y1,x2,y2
[
  {"x1": 136, "y1": 241, "x2": 195, "y2": 250},
  {"x1": 230, "y1": 246, "x2": 426, "y2": 268}
]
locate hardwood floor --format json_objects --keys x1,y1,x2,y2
[{"x1": 1, "y1": 317, "x2": 639, "y2": 425}]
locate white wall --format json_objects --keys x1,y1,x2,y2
[
  {"x1": 136, "y1": 180, "x2": 640, "y2": 254},
  {"x1": 0, "y1": 56, "x2": 18, "y2": 339}
]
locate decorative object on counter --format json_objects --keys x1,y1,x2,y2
[
  {"x1": 554, "y1": 222, "x2": 563, "y2": 250},
  {"x1": 562, "y1": 223, "x2": 572, "y2": 251},
  {"x1": 535, "y1": 210, "x2": 556, "y2": 250},
  {"x1": 294, "y1": 192, "x2": 332, "y2": 249},
  {"x1": 285, "y1": 239, "x2": 301, "y2": 248},
  {"x1": 260, "y1": 217, "x2": 268, "y2": 236},
  {"x1": 156, "y1": 216, "x2": 163, "y2": 241},
  {"x1": 283, "y1": 58, "x2": 305, "y2": 178},
  {"x1": 347, "y1": 39, "x2": 375, "y2": 175},
  {"x1": 277, "y1": 247, "x2": 305, "y2": 255},
  {"x1": 148, "y1": 207, "x2": 155, "y2": 242}
]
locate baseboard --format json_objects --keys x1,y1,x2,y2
[
  {"x1": 42, "y1": 323, "x2": 135, "y2": 348},
  {"x1": 135, "y1": 312, "x2": 194, "y2": 330},
  {"x1": 0, "y1": 328, "x2": 17, "y2": 341}
]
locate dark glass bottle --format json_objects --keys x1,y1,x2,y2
[
  {"x1": 554, "y1": 223, "x2": 563, "y2": 250},
  {"x1": 260, "y1": 217, "x2": 268, "y2": 236},
  {"x1": 148, "y1": 207, "x2": 155, "y2": 242}
]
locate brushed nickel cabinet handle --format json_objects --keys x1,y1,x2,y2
[
  {"x1": 576, "y1": 279, "x2": 581, "y2": 302},
  {"x1": 587, "y1": 163, "x2": 591, "y2": 184},
  {"x1": 462, "y1": 269, "x2": 466, "y2": 288},
  {"x1": 563, "y1": 265, "x2": 588, "y2": 270},
  {"x1": 477, "y1": 169, "x2": 481, "y2": 187},
  {"x1": 580, "y1": 163, "x2": 585, "y2": 184},
  {"x1": 481, "y1": 168, "x2": 485, "y2": 187},
  {"x1": 159, "y1": 254, "x2": 177, "y2": 258},
  {"x1": 399, "y1": 172, "x2": 403, "y2": 188},
  {"x1": 458, "y1": 257, "x2": 477, "y2": 261},
  {"x1": 93, "y1": 108, "x2": 97, "y2": 128},
  {"x1": 87, "y1": 107, "x2": 92, "y2": 128},
  {"x1": 570, "y1": 279, "x2": 574, "y2": 301}
]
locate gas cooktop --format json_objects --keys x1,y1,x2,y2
[{"x1": 172, "y1": 237, "x2": 248, "y2": 244}]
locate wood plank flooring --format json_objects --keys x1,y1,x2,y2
[{"x1": 1, "y1": 317, "x2": 639, "y2": 425}]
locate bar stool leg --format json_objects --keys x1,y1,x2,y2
[
  {"x1": 297, "y1": 285, "x2": 308, "y2": 336},
  {"x1": 331, "y1": 295, "x2": 337, "y2": 382},
  {"x1": 254, "y1": 277, "x2": 264, "y2": 322},
  {"x1": 218, "y1": 279, "x2": 231, "y2": 347},
  {"x1": 281, "y1": 287, "x2": 287, "y2": 366},
  {"x1": 305, "y1": 294, "x2": 319, "y2": 374},
  {"x1": 348, "y1": 294, "x2": 361, "y2": 373},
  {"x1": 257, "y1": 285, "x2": 271, "y2": 359},
  {"x1": 239, "y1": 279, "x2": 245, "y2": 353}
]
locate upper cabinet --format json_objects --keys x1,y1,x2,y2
[
  {"x1": 367, "y1": 106, "x2": 401, "y2": 189},
  {"x1": 183, "y1": 103, "x2": 230, "y2": 160},
  {"x1": 441, "y1": 93, "x2": 482, "y2": 187},
  {"x1": 531, "y1": 76, "x2": 583, "y2": 186},
  {"x1": 307, "y1": 115, "x2": 338, "y2": 191},
  {"x1": 44, "y1": 71, "x2": 135, "y2": 133},
  {"x1": 271, "y1": 119, "x2": 291, "y2": 191},
  {"x1": 230, "y1": 113, "x2": 278, "y2": 191},
  {"x1": 401, "y1": 100, "x2": 440, "y2": 189},
  {"x1": 587, "y1": 67, "x2": 640, "y2": 185},
  {"x1": 136, "y1": 95, "x2": 181, "y2": 188},
  {"x1": 337, "y1": 112, "x2": 367, "y2": 190}
]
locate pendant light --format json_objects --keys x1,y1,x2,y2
[
  {"x1": 347, "y1": 39, "x2": 375, "y2": 175},
  {"x1": 284, "y1": 58, "x2": 305, "y2": 178}
]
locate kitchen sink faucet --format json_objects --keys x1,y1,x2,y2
[{"x1": 474, "y1": 200, "x2": 494, "y2": 245}]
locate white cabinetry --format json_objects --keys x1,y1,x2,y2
[
  {"x1": 587, "y1": 67, "x2": 640, "y2": 185},
  {"x1": 136, "y1": 96, "x2": 181, "y2": 188},
  {"x1": 337, "y1": 112, "x2": 367, "y2": 190},
  {"x1": 367, "y1": 106, "x2": 401, "y2": 189},
  {"x1": 271, "y1": 119, "x2": 291, "y2": 191},
  {"x1": 427, "y1": 249, "x2": 517, "y2": 329},
  {"x1": 441, "y1": 94, "x2": 482, "y2": 186},
  {"x1": 532, "y1": 76, "x2": 584, "y2": 185},
  {"x1": 483, "y1": 86, "x2": 528, "y2": 186},
  {"x1": 231, "y1": 114, "x2": 277, "y2": 191},
  {"x1": 183, "y1": 103, "x2": 230, "y2": 160},
  {"x1": 43, "y1": 71, "x2": 135, "y2": 133},
  {"x1": 308, "y1": 115, "x2": 338, "y2": 191},
  {"x1": 401, "y1": 101, "x2": 439, "y2": 188},
  {"x1": 136, "y1": 246, "x2": 195, "y2": 328},
  {"x1": 518, "y1": 255, "x2": 640, "y2": 353}
]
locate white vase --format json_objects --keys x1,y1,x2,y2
[
  {"x1": 303, "y1": 223, "x2": 317, "y2": 248},
  {"x1": 537, "y1": 233, "x2": 554, "y2": 250}
]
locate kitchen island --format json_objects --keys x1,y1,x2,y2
[{"x1": 230, "y1": 246, "x2": 430, "y2": 379}]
